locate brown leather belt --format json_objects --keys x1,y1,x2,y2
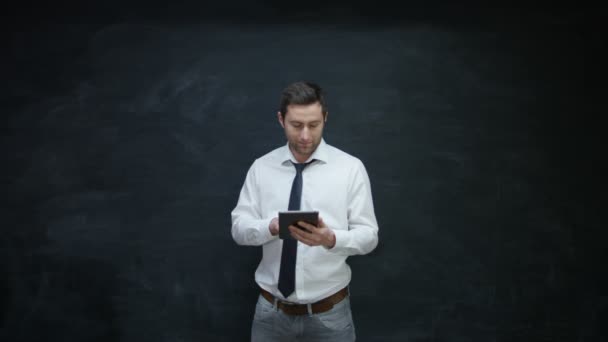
[{"x1": 260, "y1": 287, "x2": 349, "y2": 315}]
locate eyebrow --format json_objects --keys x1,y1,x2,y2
[{"x1": 289, "y1": 120, "x2": 322, "y2": 125}]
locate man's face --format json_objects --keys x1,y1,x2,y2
[{"x1": 278, "y1": 102, "x2": 326, "y2": 163}]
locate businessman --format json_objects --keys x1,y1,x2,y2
[{"x1": 231, "y1": 81, "x2": 379, "y2": 341}]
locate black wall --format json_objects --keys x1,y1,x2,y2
[{"x1": 2, "y1": 1, "x2": 606, "y2": 341}]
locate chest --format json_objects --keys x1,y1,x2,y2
[{"x1": 258, "y1": 163, "x2": 352, "y2": 213}]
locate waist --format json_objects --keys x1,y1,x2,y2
[
  {"x1": 256, "y1": 251, "x2": 351, "y2": 298},
  {"x1": 260, "y1": 287, "x2": 349, "y2": 316}
]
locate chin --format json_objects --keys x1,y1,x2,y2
[{"x1": 291, "y1": 142, "x2": 317, "y2": 157}]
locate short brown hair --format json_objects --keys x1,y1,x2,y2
[{"x1": 279, "y1": 81, "x2": 328, "y2": 118}]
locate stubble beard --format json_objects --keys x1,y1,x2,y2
[{"x1": 289, "y1": 139, "x2": 320, "y2": 161}]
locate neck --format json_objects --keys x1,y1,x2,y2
[
  {"x1": 291, "y1": 151, "x2": 310, "y2": 163},
  {"x1": 291, "y1": 149, "x2": 310, "y2": 163}
]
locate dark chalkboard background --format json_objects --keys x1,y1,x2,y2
[{"x1": 2, "y1": 1, "x2": 606, "y2": 341}]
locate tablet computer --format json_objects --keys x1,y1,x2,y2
[{"x1": 278, "y1": 210, "x2": 319, "y2": 240}]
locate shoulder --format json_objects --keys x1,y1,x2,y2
[
  {"x1": 325, "y1": 143, "x2": 364, "y2": 168},
  {"x1": 256, "y1": 145, "x2": 285, "y2": 163},
  {"x1": 324, "y1": 144, "x2": 374, "y2": 193},
  {"x1": 247, "y1": 145, "x2": 285, "y2": 171}
]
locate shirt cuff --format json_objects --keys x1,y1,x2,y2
[
  {"x1": 325, "y1": 229, "x2": 349, "y2": 252},
  {"x1": 260, "y1": 217, "x2": 278, "y2": 244}
]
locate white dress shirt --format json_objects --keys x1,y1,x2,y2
[{"x1": 231, "y1": 139, "x2": 379, "y2": 303}]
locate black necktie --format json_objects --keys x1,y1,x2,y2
[{"x1": 278, "y1": 160, "x2": 313, "y2": 298}]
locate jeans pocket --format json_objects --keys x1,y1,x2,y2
[
  {"x1": 254, "y1": 295, "x2": 276, "y2": 325},
  {"x1": 315, "y1": 298, "x2": 354, "y2": 331}
]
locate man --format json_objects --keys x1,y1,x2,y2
[{"x1": 231, "y1": 81, "x2": 379, "y2": 341}]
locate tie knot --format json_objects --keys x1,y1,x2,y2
[{"x1": 292, "y1": 160, "x2": 314, "y2": 173}]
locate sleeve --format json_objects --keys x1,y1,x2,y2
[
  {"x1": 326, "y1": 159, "x2": 379, "y2": 256},
  {"x1": 231, "y1": 160, "x2": 278, "y2": 246}
]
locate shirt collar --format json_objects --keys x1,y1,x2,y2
[{"x1": 281, "y1": 138, "x2": 329, "y2": 165}]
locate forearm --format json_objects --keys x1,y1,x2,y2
[
  {"x1": 327, "y1": 224, "x2": 378, "y2": 256},
  {"x1": 231, "y1": 216, "x2": 277, "y2": 246},
  {"x1": 326, "y1": 159, "x2": 379, "y2": 255}
]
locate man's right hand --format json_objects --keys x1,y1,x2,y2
[{"x1": 269, "y1": 217, "x2": 279, "y2": 236}]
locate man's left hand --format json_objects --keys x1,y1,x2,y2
[{"x1": 289, "y1": 217, "x2": 336, "y2": 248}]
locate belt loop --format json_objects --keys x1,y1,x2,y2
[
  {"x1": 273, "y1": 298, "x2": 279, "y2": 312},
  {"x1": 307, "y1": 303, "x2": 313, "y2": 317}
]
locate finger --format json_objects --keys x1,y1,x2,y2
[
  {"x1": 318, "y1": 217, "x2": 326, "y2": 228},
  {"x1": 290, "y1": 224, "x2": 312, "y2": 235},
  {"x1": 289, "y1": 228, "x2": 302, "y2": 241},
  {"x1": 297, "y1": 221, "x2": 317, "y2": 232},
  {"x1": 299, "y1": 220, "x2": 324, "y2": 234},
  {"x1": 290, "y1": 229, "x2": 314, "y2": 246},
  {"x1": 289, "y1": 226, "x2": 318, "y2": 246},
  {"x1": 289, "y1": 225, "x2": 312, "y2": 240}
]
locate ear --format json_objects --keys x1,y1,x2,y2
[
  {"x1": 277, "y1": 111, "x2": 285, "y2": 128},
  {"x1": 324, "y1": 111, "x2": 329, "y2": 123}
]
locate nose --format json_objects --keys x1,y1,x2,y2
[{"x1": 299, "y1": 127, "x2": 311, "y2": 142}]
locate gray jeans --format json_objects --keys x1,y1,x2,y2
[{"x1": 251, "y1": 293, "x2": 356, "y2": 342}]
